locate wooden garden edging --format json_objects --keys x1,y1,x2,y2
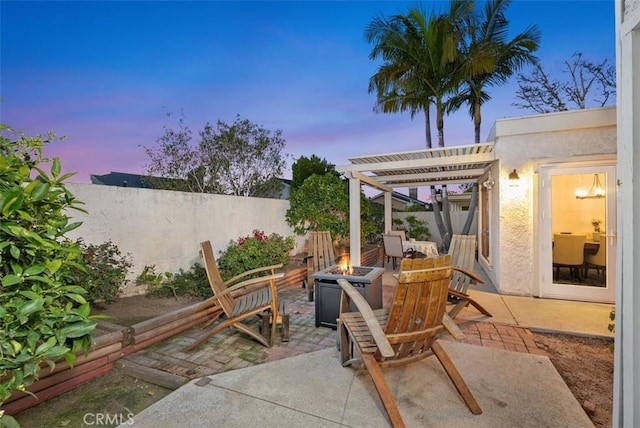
[{"x1": 2, "y1": 245, "x2": 382, "y2": 415}]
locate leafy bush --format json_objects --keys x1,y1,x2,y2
[
  {"x1": 393, "y1": 215, "x2": 431, "y2": 241},
  {"x1": 0, "y1": 125, "x2": 96, "y2": 420},
  {"x1": 217, "y1": 230, "x2": 295, "y2": 281},
  {"x1": 286, "y1": 173, "x2": 377, "y2": 246},
  {"x1": 73, "y1": 239, "x2": 133, "y2": 304},
  {"x1": 136, "y1": 264, "x2": 173, "y2": 296},
  {"x1": 608, "y1": 308, "x2": 615, "y2": 352},
  {"x1": 144, "y1": 264, "x2": 210, "y2": 299}
]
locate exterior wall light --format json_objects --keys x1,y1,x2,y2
[{"x1": 508, "y1": 169, "x2": 521, "y2": 188}]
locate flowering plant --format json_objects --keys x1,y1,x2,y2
[
  {"x1": 218, "y1": 230, "x2": 295, "y2": 281},
  {"x1": 591, "y1": 219, "x2": 602, "y2": 232}
]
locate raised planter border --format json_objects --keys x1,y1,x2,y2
[{"x1": 3, "y1": 245, "x2": 382, "y2": 415}]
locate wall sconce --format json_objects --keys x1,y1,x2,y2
[{"x1": 508, "y1": 169, "x2": 520, "y2": 187}]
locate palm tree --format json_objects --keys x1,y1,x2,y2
[
  {"x1": 365, "y1": 1, "x2": 474, "y2": 248},
  {"x1": 366, "y1": 0, "x2": 541, "y2": 247},
  {"x1": 455, "y1": 0, "x2": 540, "y2": 144},
  {"x1": 451, "y1": 0, "x2": 540, "y2": 234}
]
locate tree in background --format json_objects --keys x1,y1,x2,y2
[
  {"x1": 513, "y1": 52, "x2": 616, "y2": 113},
  {"x1": 142, "y1": 113, "x2": 288, "y2": 198},
  {"x1": 450, "y1": 0, "x2": 540, "y2": 235},
  {"x1": 290, "y1": 155, "x2": 339, "y2": 191},
  {"x1": 286, "y1": 174, "x2": 377, "y2": 247}
]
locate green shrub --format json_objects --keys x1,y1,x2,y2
[
  {"x1": 393, "y1": 215, "x2": 431, "y2": 241},
  {"x1": 73, "y1": 239, "x2": 133, "y2": 304},
  {"x1": 145, "y1": 264, "x2": 210, "y2": 299},
  {"x1": 136, "y1": 264, "x2": 173, "y2": 296},
  {"x1": 217, "y1": 230, "x2": 295, "y2": 281},
  {"x1": 0, "y1": 125, "x2": 96, "y2": 420},
  {"x1": 144, "y1": 231, "x2": 294, "y2": 299},
  {"x1": 286, "y1": 174, "x2": 377, "y2": 247},
  {"x1": 608, "y1": 308, "x2": 615, "y2": 352}
]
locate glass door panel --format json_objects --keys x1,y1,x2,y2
[{"x1": 539, "y1": 164, "x2": 616, "y2": 302}]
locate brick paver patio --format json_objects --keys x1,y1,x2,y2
[{"x1": 117, "y1": 279, "x2": 548, "y2": 388}]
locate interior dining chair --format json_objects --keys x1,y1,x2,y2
[
  {"x1": 387, "y1": 229, "x2": 407, "y2": 242},
  {"x1": 382, "y1": 234, "x2": 412, "y2": 270},
  {"x1": 584, "y1": 234, "x2": 606, "y2": 284},
  {"x1": 552, "y1": 234, "x2": 587, "y2": 281}
]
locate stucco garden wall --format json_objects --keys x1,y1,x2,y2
[
  {"x1": 487, "y1": 107, "x2": 617, "y2": 296},
  {"x1": 65, "y1": 184, "x2": 303, "y2": 296},
  {"x1": 393, "y1": 211, "x2": 478, "y2": 249}
]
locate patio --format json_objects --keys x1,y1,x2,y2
[{"x1": 115, "y1": 263, "x2": 612, "y2": 427}]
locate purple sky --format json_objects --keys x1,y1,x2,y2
[{"x1": 1, "y1": 1, "x2": 615, "y2": 194}]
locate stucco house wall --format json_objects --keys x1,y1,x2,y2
[
  {"x1": 65, "y1": 184, "x2": 302, "y2": 296},
  {"x1": 484, "y1": 106, "x2": 617, "y2": 296}
]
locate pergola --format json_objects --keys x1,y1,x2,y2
[{"x1": 335, "y1": 142, "x2": 497, "y2": 265}]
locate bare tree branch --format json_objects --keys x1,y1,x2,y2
[{"x1": 512, "y1": 52, "x2": 616, "y2": 113}]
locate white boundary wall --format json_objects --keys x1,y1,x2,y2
[
  {"x1": 392, "y1": 211, "x2": 478, "y2": 249},
  {"x1": 65, "y1": 184, "x2": 303, "y2": 296}
]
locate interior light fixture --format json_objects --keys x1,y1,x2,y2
[
  {"x1": 575, "y1": 173, "x2": 605, "y2": 199},
  {"x1": 508, "y1": 169, "x2": 520, "y2": 180}
]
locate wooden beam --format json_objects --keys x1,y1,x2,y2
[
  {"x1": 377, "y1": 168, "x2": 487, "y2": 182},
  {"x1": 344, "y1": 170, "x2": 392, "y2": 192}
]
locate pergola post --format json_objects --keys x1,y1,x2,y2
[
  {"x1": 348, "y1": 174, "x2": 362, "y2": 266},
  {"x1": 384, "y1": 191, "x2": 392, "y2": 233}
]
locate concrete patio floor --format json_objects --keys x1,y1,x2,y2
[{"x1": 119, "y1": 263, "x2": 612, "y2": 427}]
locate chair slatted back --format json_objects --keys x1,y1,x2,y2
[
  {"x1": 383, "y1": 255, "x2": 452, "y2": 361},
  {"x1": 200, "y1": 241, "x2": 235, "y2": 316},
  {"x1": 448, "y1": 234, "x2": 476, "y2": 294},
  {"x1": 310, "y1": 231, "x2": 336, "y2": 272}
]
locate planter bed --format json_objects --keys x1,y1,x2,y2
[{"x1": 3, "y1": 245, "x2": 382, "y2": 415}]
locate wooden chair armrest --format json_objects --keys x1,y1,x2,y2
[
  {"x1": 224, "y1": 264, "x2": 284, "y2": 286},
  {"x1": 213, "y1": 272, "x2": 284, "y2": 301},
  {"x1": 337, "y1": 279, "x2": 394, "y2": 358},
  {"x1": 452, "y1": 266, "x2": 485, "y2": 284}
]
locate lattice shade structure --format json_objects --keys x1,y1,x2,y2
[{"x1": 338, "y1": 142, "x2": 496, "y2": 189}]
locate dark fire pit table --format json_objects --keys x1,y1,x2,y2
[{"x1": 312, "y1": 265, "x2": 384, "y2": 328}]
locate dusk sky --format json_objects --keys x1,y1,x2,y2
[{"x1": 1, "y1": 1, "x2": 615, "y2": 191}]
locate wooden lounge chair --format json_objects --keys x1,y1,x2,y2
[
  {"x1": 184, "y1": 240, "x2": 284, "y2": 351},
  {"x1": 303, "y1": 231, "x2": 338, "y2": 301},
  {"x1": 337, "y1": 254, "x2": 482, "y2": 427},
  {"x1": 447, "y1": 234, "x2": 492, "y2": 320}
]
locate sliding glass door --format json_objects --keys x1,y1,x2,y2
[{"x1": 539, "y1": 163, "x2": 616, "y2": 302}]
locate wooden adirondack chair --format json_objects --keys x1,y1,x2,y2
[
  {"x1": 303, "y1": 231, "x2": 338, "y2": 301},
  {"x1": 184, "y1": 240, "x2": 284, "y2": 351},
  {"x1": 447, "y1": 234, "x2": 492, "y2": 319},
  {"x1": 337, "y1": 254, "x2": 482, "y2": 427}
]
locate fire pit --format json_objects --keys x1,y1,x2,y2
[{"x1": 311, "y1": 259, "x2": 384, "y2": 329}]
